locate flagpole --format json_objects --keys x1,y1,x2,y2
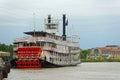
[{"x1": 33, "y1": 13, "x2": 36, "y2": 44}]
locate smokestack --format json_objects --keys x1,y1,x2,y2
[
  {"x1": 48, "y1": 15, "x2": 51, "y2": 23},
  {"x1": 62, "y1": 14, "x2": 66, "y2": 40}
]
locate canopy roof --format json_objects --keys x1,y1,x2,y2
[{"x1": 0, "y1": 51, "x2": 10, "y2": 56}]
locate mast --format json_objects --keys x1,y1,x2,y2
[
  {"x1": 33, "y1": 13, "x2": 36, "y2": 43},
  {"x1": 33, "y1": 13, "x2": 36, "y2": 37}
]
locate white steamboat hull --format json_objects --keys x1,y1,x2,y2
[{"x1": 40, "y1": 49, "x2": 81, "y2": 67}]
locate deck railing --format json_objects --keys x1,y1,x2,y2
[{"x1": 14, "y1": 36, "x2": 79, "y2": 47}]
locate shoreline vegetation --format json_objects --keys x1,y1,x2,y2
[
  {"x1": 80, "y1": 50, "x2": 120, "y2": 62},
  {"x1": 0, "y1": 43, "x2": 120, "y2": 62},
  {"x1": 81, "y1": 58, "x2": 120, "y2": 62}
]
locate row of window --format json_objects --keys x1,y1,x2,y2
[
  {"x1": 49, "y1": 52, "x2": 79, "y2": 62},
  {"x1": 14, "y1": 42, "x2": 79, "y2": 52}
]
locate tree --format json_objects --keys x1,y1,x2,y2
[
  {"x1": 80, "y1": 49, "x2": 90, "y2": 59},
  {"x1": 0, "y1": 43, "x2": 13, "y2": 58}
]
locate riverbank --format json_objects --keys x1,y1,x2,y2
[{"x1": 81, "y1": 58, "x2": 120, "y2": 62}]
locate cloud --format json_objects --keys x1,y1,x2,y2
[{"x1": 0, "y1": 0, "x2": 120, "y2": 19}]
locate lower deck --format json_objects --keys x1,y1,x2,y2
[{"x1": 12, "y1": 46, "x2": 80, "y2": 68}]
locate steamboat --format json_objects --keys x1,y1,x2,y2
[{"x1": 12, "y1": 14, "x2": 81, "y2": 68}]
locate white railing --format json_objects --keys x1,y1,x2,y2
[
  {"x1": 14, "y1": 36, "x2": 79, "y2": 47},
  {"x1": 43, "y1": 46, "x2": 52, "y2": 50},
  {"x1": 71, "y1": 50, "x2": 80, "y2": 53},
  {"x1": 14, "y1": 36, "x2": 32, "y2": 42}
]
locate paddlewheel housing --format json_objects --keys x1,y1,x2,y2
[{"x1": 16, "y1": 47, "x2": 42, "y2": 68}]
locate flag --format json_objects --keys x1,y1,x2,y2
[{"x1": 65, "y1": 19, "x2": 68, "y2": 26}]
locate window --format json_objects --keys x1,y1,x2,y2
[{"x1": 94, "y1": 49, "x2": 99, "y2": 55}]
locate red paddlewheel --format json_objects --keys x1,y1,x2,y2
[
  {"x1": 16, "y1": 61, "x2": 41, "y2": 68},
  {"x1": 17, "y1": 47, "x2": 42, "y2": 58},
  {"x1": 16, "y1": 47, "x2": 42, "y2": 68}
]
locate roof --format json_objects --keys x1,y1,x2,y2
[
  {"x1": 98, "y1": 48, "x2": 110, "y2": 51},
  {"x1": 105, "y1": 45, "x2": 119, "y2": 47},
  {"x1": 24, "y1": 31, "x2": 48, "y2": 36},
  {"x1": 24, "y1": 31, "x2": 64, "y2": 39},
  {"x1": 98, "y1": 48, "x2": 120, "y2": 52},
  {"x1": 0, "y1": 51, "x2": 10, "y2": 56}
]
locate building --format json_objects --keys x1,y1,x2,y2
[{"x1": 88, "y1": 45, "x2": 120, "y2": 59}]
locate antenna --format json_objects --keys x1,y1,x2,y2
[
  {"x1": 33, "y1": 13, "x2": 36, "y2": 37},
  {"x1": 71, "y1": 24, "x2": 73, "y2": 42}
]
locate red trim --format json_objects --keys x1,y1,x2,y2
[
  {"x1": 18, "y1": 47, "x2": 41, "y2": 51},
  {"x1": 99, "y1": 48, "x2": 120, "y2": 52}
]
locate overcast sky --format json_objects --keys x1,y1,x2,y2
[{"x1": 0, "y1": 0, "x2": 120, "y2": 49}]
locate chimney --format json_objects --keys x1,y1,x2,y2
[
  {"x1": 48, "y1": 15, "x2": 51, "y2": 23},
  {"x1": 62, "y1": 14, "x2": 66, "y2": 40}
]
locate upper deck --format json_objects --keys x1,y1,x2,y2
[{"x1": 14, "y1": 31, "x2": 80, "y2": 47}]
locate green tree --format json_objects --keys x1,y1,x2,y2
[
  {"x1": 80, "y1": 49, "x2": 90, "y2": 59},
  {"x1": 0, "y1": 43, "x2": 13, "y2": 58}
]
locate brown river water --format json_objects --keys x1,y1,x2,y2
[{"x1": 4, "y1": 62, "x2": 120, "y2": 80}]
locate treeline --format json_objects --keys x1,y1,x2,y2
[
  {"x1": 0, "y1": 43, "x2": 13, "y2": 58},
  {"x1": 0, "y1": 43, "x2": 13, "y2": 53}
]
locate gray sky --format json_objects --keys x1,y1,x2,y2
[
  {"x1": 1, "y1": 0, "x2": 120, "y2": 17},
  {"x1": 0, "y1": 0, "x2": 120, "y2": 49}
]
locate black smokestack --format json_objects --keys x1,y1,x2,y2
[
  {"x1": 48, "y1": 15, "x2": 51, "y2": 23},
  {"x1": 62, "y1": 14, "x2": 66, "y2": 40}
]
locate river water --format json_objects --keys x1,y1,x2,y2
[{"x1": 4, "y1": 62, "x2": 120, "y2": 80}]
